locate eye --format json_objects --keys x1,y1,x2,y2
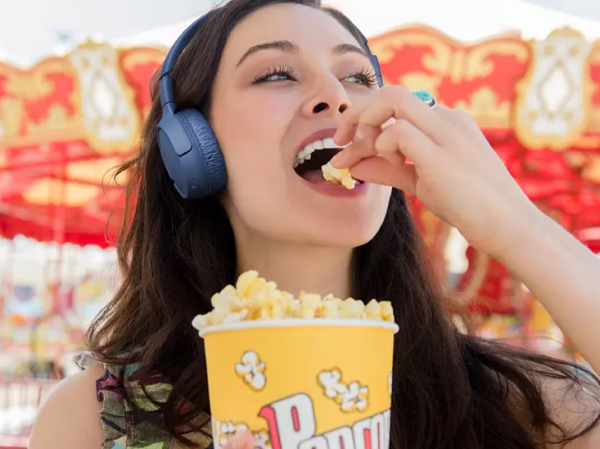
[
  {"x1": 342, "y1": 67, "x2": 378, "y2": 88},
  {"x1": 253, "y1": 66, "x2": 296, "y2": 84}
]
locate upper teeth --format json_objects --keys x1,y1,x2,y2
[{"x1": 294, "y1": 137, "x2": 347, "y2": 168}]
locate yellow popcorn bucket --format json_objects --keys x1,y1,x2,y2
[{"x1": 200, "y1": 318, "x2": 398, "y2": 449}]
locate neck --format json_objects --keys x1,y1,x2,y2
[{"x1": 235, "y1": 235, "x2": 353, "y2": 299}]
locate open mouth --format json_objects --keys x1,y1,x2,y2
[
  {"x1": 294, "y1": 148, "x2": 339, "y2": 179},
  {"x1": 293, "y1": 138, "x2": 363, "y2": 185}
]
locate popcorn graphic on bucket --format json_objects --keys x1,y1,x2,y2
[{"x1": 193, "y1": 271, "x2": 398, "y2": 449}]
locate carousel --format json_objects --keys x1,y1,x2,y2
[{"x1": 1, "y1": 21, "x2": 600, "y2": 364}]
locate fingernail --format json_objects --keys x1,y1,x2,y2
[
  {"x1": 382, "y1": 117, "x2": 396, "y2": 129},
  {"x1": 333, "y1": 132, "x2": 343, "y2": 147}
]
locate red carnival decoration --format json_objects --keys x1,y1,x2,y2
[{"x1": 1, "y1": 26, "x2": 599, "y2": 314}]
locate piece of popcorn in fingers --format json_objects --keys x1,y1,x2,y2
[{"x1": 322, "y1": 162, "x2": 357, "y2": 189}]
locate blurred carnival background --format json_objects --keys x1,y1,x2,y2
[{"x1": 1, "y1": 0, "x2": 600, "y2": 446}]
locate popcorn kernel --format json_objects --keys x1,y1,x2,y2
[
  {"x1": 322, "y1": 162, "x2": 357, "y2": 189},
  {"x1": 236, "y1": 270, "x2": 260, "y2": 296}
]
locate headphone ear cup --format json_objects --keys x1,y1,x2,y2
[{"x1": 175, "y1": 108, "x2": 227, "y2": 199}]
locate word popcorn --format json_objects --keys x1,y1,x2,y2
[
  {"x1": 191, "y1": 271, "x2": 394, "y2": 331},
  {"x1": 214, "y1": 394, "x2": 390, "y2": 449},
  {"x1": 322, "y1": 161, "x2": 357, "y2": 189}
]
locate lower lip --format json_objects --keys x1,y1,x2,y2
[{"x1": 300, "y1": 177, "x2": 369, "y2": 197}]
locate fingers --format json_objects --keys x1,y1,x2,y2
[
  {"x1": 333, "y1": 119, "x2": 438, "y2": 169},
  {"x1": 379, "y1": 149, "x2": 406, "y2": 168},
  {"x1": 351, "y1": 157, "x2": 417, "y2": 194},
  {"x1": 224, "y1": 431, "x2": 254, "y2": 449},
  {"x1": 330, "y1": 124, "x2": 380, "y2": 168},
  {"x1": 374, "y1": 119, "x2": 438, "y2": 162},
  {"x1": 334, "y1": 86, "x2": 450, "y2": 146}
]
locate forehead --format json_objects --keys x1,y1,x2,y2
[{"x1": 223, "y1": 3, "x2": 360, "y2": 60}]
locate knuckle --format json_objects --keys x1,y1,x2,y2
[
  {"x1": 381, "y1": 85, "x2": 409, "y2": 101},
  {"x1": 452, "y1": 107, "x2": 475, "y2": 124}
]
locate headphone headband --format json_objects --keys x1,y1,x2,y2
[
  {"x1": 357, "y1": 29, "x2": 383, "y2": 87},
  {"x1": 161, "y1": 15, "x2": 209, "y2": 79},
  {"x1": 159, "y1": 14, "x2": 209, "y2": 109}
]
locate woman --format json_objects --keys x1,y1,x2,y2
[{"x1": 30, "y1": 0, "x2": 600, "y2": 448}]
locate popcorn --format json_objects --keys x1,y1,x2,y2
[
  {"x1": 366, "y1": 299, "x2": 394, "y2": 322},
  {"x1": 235, "y1": 351, "x2": 267, "y2": 391},
  {"x1": 192, "y1": 271, "x2": 394, "y2": 331},
  {"x1": 365, "y1": 299, "x2": 382, "y2": 318},
  {"x1": 322, "y1": 161, "x2": 357, "y2": 189},
  {"x1": 339, "y1": 298, "x2": 366, "y2": 319},
  {"x1": 298, "y1": 293, "x2": 323, "y2": 318}
]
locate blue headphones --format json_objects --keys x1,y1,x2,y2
[{"x1": 157, "y1": 12, "x2": 383, "y2": 200}]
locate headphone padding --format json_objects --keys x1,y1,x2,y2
[{"x1": 177, "y1": 108, "x2": 227, "y2": 199}]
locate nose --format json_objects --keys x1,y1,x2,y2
[{"x1": 301, "y1": 74, "x2": 351, "y2": 118}]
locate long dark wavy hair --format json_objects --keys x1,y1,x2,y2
[{"x1": 87, "y1": 0, "x2": 600, "y2": 447}]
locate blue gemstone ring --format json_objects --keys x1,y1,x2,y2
[{"x1": 412, "y1": 90, "x2": 437, "y2": 109}]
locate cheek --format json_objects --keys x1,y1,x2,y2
[
  {"x1": 213, "y1": 91, "x2": 295, "y2": 220},
  {"x1": 221, "y1": 100, "x2": 285, "y2": 155},
  {"x1": 216, "y1": 92, "x2": 291, "y2": 179}
]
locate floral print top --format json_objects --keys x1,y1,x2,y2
[{"x1": 76, "y1": 352, "x2": 213, "y2": 449}]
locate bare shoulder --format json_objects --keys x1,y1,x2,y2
[
  {"x1": 29, "y1": 365, "x2": 105, "y2": 449},
  {"x1": 541, "y1": 372, "x2": 600, "y2": 449}
]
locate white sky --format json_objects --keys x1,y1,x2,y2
[
  {"x1": 0, "y1": 0, "x2": 217, "y2": 66},
  {"x1": 1, "y1": 0, "x2": 600, "y2": 66}
]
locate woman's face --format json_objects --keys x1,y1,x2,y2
[{"x1": 210, "y1": 3, "x2": 392, "y2": 248}]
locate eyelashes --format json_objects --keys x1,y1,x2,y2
[
  {"x1": 252, "y1": 65, "x2": 378, "y2": 88},
  {"x1": 253, "y1": 66, "x2": 296, "y2": 84},
  {"x1": 347, "y1": 67, "x2": 378, "y2": 88}
]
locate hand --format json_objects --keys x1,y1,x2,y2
[
  {"x1": 332, "y1": 85, "x2": 539, "y2": 257},
  {"x1": 222, "y1": 431, "x2": 255, "y2": 449}
]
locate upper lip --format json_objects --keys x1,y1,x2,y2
[{"x1": 294, "y1": 128, "x2": 338, "y2": 158}]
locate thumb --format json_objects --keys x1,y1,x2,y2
[{"x1": 351, "y1": 156, "x2": 417, "y2": 194}]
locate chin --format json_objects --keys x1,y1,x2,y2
[
  {"x1": 327, "y1": 219, "x2": 385, "y2": 248},
  {"x1": 291, "y1": 185, "x2": 391, "y2": 248},
  {"x1": 229, "y1": 182, "x2": 391, "y2": 248},
  {"x1": 290, "y1": 205, "x2": 389, "y2": 248},
  {"x1": 312, "y1": 229, "x2": 379, "y2": 249}
]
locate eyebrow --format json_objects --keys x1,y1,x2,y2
[
  {"x1": 332, "y1": 43, "x2": 368, "y2": 59},
  {"x1": 235, "y1": 40, "x2": 369, "y2": 68}
]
